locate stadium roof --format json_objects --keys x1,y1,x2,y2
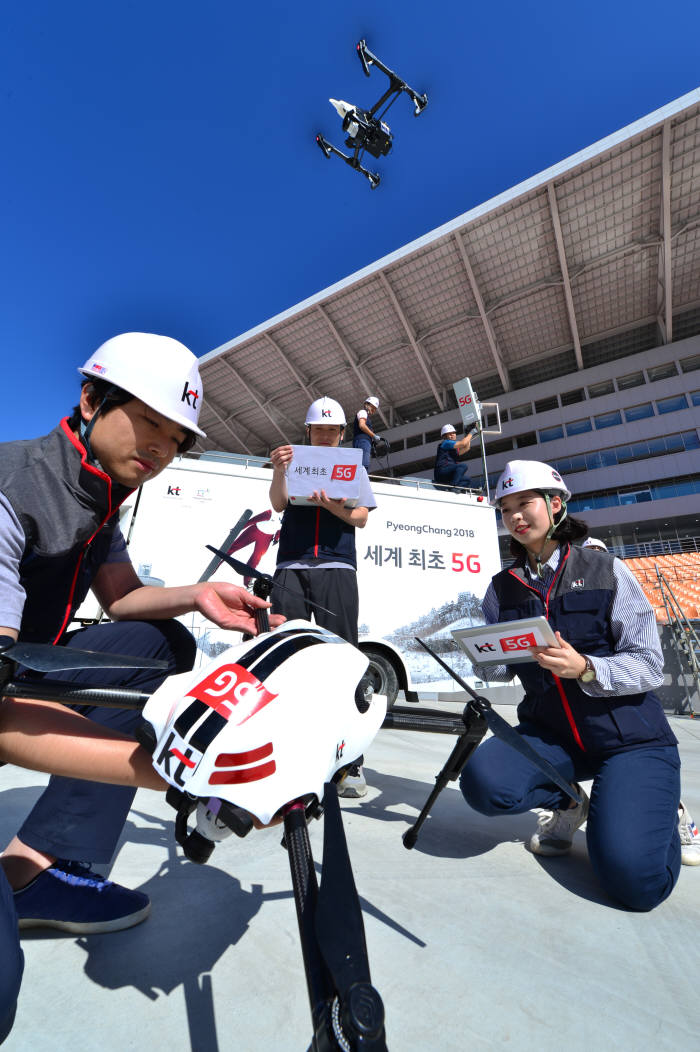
[{"x1": 197, "y1": 88, "x2": 700, "y2": 455}]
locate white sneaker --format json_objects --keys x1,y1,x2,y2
[
  {"x1": 337, "y1": 764, "x2": 367, "y2": 798},
  {"x1": 679, "y1": 801, "x2": 700, "y2": 866},
  {"x1": 529, "y1": 786, "x2": 589, "y2": 856}
]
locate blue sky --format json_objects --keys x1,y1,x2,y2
[{"x1": 3, "y1": 1, "x2": 700, "y2": 442}]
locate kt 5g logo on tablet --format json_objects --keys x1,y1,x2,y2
[{"x1": 500, "y1": 632, "x2": 537, "y2": 653}]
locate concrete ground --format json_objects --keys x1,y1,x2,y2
[{"x1": 2, "y1": 707, "x2": 699, "y2": 1052}]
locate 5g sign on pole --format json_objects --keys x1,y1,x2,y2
[
  {"x1": 453, "y1": 377, "x2": 481, "y2": 430},
  {"x1": 452, "y1": 376, "x2": 502, "y2": 503}
]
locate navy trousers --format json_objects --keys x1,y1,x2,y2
[
  {"x1": 353, "y1": 436, "x2": 372, "y2": 470},
  {"x1": 434, "y1": 463, "x2": 471, "y2": 490},
  {"x1": 272, "y1": 567, "x2": 359, "y2": 646},
  {"x1": 460, "y1": 721, "x2": 681, "y2": 911},
  {"x1": 0, "y1": 866, "x2": 22, "y2": 1045},
  {"x1": 15, "y1": 618, "x2": 196, "y2": 863}
]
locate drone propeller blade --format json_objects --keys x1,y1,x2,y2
[
  {"x1": 315, "y1": 784, "x2": 371, "y2": 987},
  {"x1": 206, "y1": 545, "x2": 337, "y2": 619},
  {"x1": 198, "y1": 510, "x2": 253, "y2": 582},
  {"x1": 205, "y1": 544, "x2": 264, "y2": 584},
  {"x1": 476, "y1": 707, "x2": 581, "y2": 805},
  {"x1": 3, "y1": 642, "x2": 168, "y2": 674},
  {"x1": 314, "y1": 783, "x2": 385, "y2": 1045},
  {"x1": 414, "y1": 637, "x2": 581, "y2": 805}
]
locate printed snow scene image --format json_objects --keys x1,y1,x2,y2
[{"x1": 361, "y1": 590, "x2": 486, "y2": 684}]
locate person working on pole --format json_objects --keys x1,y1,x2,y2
[
  {"x1": 433, "y1": 424, "x2": 474, "y2": 491},
  {"x1": 352, "y1": 396, "x2": 380, "y2": 470},
  {"x1": 459, "y1": 459, "x2": 699, "y2": 911},
  {"x1": 0, "y1": 332, "x2": 282, "y2": 942},
  {"x1": 269, "y1": 397, "x2": 376, "y2": 797}
]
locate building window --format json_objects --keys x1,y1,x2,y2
[
  {"x1": 566, "y1": 418, "x2": 593, "y2": 436},
  {"x1": 690, "y1": 390, "x2": 700, "y2": 407},
  {"x1": 619, "y1": 489, "x2": 652, "y2": 505},
  {"x1": 594, "y1": 410, "x2": 623, "y2": 429},
  {"x1": 680, "y1": 354, "x2": 700, "y2": 374},
  {"x1": 406, "y1": 434, "x2": 423, "y2": 449},
  {"x1": 647, "y1": 362, "x2": 678, "y2": 382},
  {"x1": 486, "y1": 438, "x2": 515, "y2": 455},
  {"x1": 539, "y1": 425, "x2": 564, "y2": 443},
  {"x1": 535, "y1": 395, "x2": 558, "y2": 413},
  {"x1": 617, "y1": 371, "x2": 645, "y2": 391},
  {"x1": 587, "y1": 380, "x2": 615, "y2": 398},
  {"x1": 656, "y1": 394, "x2": 688, "y2": 415},
  {"x1": 624, "y1": 403, "x2": 655, "y2": 422},
  {"x1": 425, "y1": 428, "x2": 442, "y2": 443},
  {"x1": 684, "y1": 430, "x2": 700, "y2": 450},
  {"x1": 511, "y1": 403, "x2": 533, "y2": 419},
  {"x1": 516, "y1": 431, "x2": 537, "y2": 448},
  {"x1": 560, "y1": 387, "x2": 585, "y2": 406}
]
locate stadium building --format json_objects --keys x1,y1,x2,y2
[{"x1": 196, "y1": 87, "x2": 700, "y2": 560}]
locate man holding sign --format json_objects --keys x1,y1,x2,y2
[{"x1": 269, "y1": 397, "x2": 376, "y2": 796}]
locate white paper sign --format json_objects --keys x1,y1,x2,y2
[
  {"x1": 287, "y1": 445, "x2": 363, "y2": 506},
  {"x1": 453, "y1": 376, "x2": 480, "y2": 429},
  {"x1": 452, "y1": 616, "x2": 559, "y2": 664}
]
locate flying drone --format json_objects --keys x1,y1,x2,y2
[{"x1": 316, "y1": 38, "x2": 428, "y2": 189}]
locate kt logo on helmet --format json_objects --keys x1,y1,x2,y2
[
  {"x1": 321, "y1": 408, "x2": 331, "y2": 417},
  {"x1": 187, "y1": 663, "x2": 278, "y2": 726},
  {"x1": 500, "y1": 632, "x2": 537, "y2": 652},
  {"x1": 181, "y1": 381, "x2": 200, "y2": 409}
]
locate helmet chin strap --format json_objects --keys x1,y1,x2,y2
[
  {"x1": 80, "y1": 384, "x2": 118, "y2": 464},
  {"x1": 533, "y1": 492, "x2": 568, "y2": 577}
]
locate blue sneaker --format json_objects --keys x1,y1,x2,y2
[{"x1": 14, "y1": 860, "x2": 150, "y2": 934}]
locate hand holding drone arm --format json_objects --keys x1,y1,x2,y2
[
  {"x1": 93, "y1": 563, "x2": 284, "y2": 635},
  {"x1": 269, "y1": 444, "x2": 292, "y2": 512}
]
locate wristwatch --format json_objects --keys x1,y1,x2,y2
[{"x1": 578, "y1": 656, "x2": 596, "y2": 683}]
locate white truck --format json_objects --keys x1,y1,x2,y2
[{"x1": 87, "y1": 452, "x2": 502, "y2": 705}]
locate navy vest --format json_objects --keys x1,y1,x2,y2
[
  {"x1": 434, "y1": 440, "x2": 458, "y2": 477},
  {"x1": 276, "y1": 504, "x2": 357, "y2": 569},
  {"x1": 353, "y1": 413, "x2": 372, "y2": 444},
  {"x1": 0, "y1": 420, "x2": 133, "y2": 643},
  {"x1": 492, "y1": 544, "x2": 676, "y2": 755}
]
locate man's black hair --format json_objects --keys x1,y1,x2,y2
[{"x1": 69, "y1": 379, "x2": 196, "y2": 454}]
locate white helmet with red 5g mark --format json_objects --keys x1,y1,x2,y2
[{"x1": 140, "y1": 620, "x2": 386, "y2": 825}]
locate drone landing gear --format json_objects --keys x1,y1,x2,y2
[{"x1": 316, "y1": 134, "x2": 380, "y2": 189}]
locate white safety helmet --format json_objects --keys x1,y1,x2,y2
[
  {"x1": 305, "y1": 396, "x2": 346, "y2": 426},
  {"x1": 79, "y1": 332, "x2": 206, "y2": 438},
  {"x1": 440, "y1": 424, "x2": 457, "y2": 437},
  {"x1": 364, "y1": 396, "x2": 380, "y2": 409},
  {"x1": 582, "y1": 537, "x2": 608, "y2": 552},
  {"x1": 492, "y1": 460, "x2": 571, "y2": 507},
  {"x1": 141, "y1": 620, "x2": 387, "y2": 825}
]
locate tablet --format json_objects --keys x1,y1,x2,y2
[{"x1": 451, "y1": 616, "x2": 559, "y2": 664}]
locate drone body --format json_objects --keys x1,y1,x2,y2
[{"x1": 316, "y1": 39, "x2": 428, "y2": 189}]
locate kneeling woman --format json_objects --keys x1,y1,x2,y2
[{"x1": 460, "y1": 459, "x2": 697, "y2": 911}]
